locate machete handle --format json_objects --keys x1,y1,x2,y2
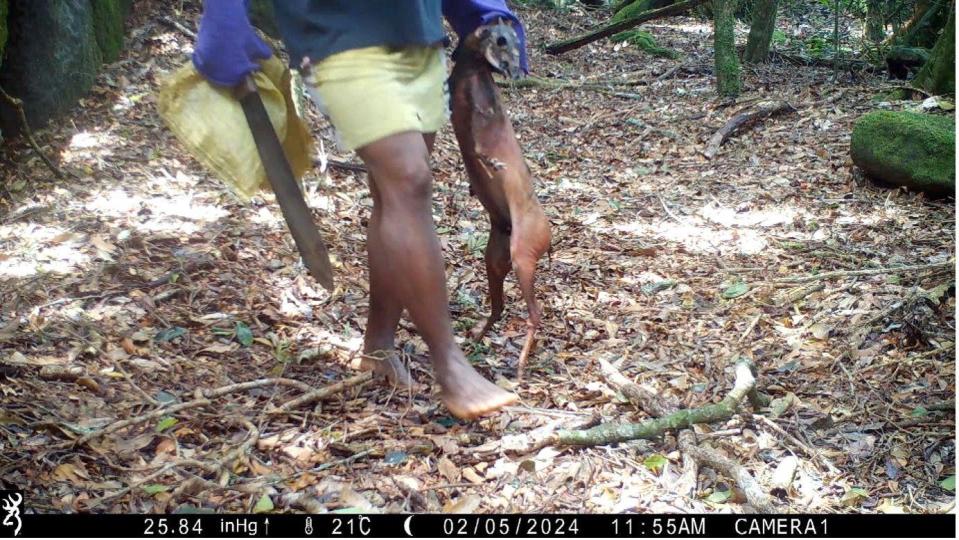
[{"x1": 233, "y1": 76, "x2": 259, "y2": 100}]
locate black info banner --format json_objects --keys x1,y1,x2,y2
[{"x1": 4, "y1": 513, "x2": 955, "y2": 538}]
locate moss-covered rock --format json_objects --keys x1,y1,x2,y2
[
  {"x1": 851, "y1": 111, "x2": 955, "y2": 196},
  {"x1": 91, "y1": 0, "x2": 126, "y2": 63}
]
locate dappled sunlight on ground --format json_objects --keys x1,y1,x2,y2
[{"x1": 0, "y1": 2, "x2": 953, "y2": 515}]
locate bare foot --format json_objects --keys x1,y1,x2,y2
[
  {"x1": 359, "y1": 350, "x2": 413, "y2": 389},
  {"x1": 436, "y1": 350, "x2": 517, "y2": 420}
]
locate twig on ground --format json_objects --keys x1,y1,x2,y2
[
  {"x1": 159, "y1": 16, "x2": 197, "y2": 39},
  {"x1": 68, "y1": 378, "x2": 314, "y2": 447},
  {"x1": 544, "y1": 359, "x2": 758, "y2": 447},
  {"x1": 773, "y1": 259, "x2": 954, "y2": 284},
  {"x1": 675, "y1": 430, "x2": 699, "y2": 498},
  {"x1": 270, "y1": 372, "x2": 372, "y2": 413},
  {"x1": 753, "y1": 414, "x2": 840, "y2": 475},
  {"x1": 0, "y1": 84, "x2": 68, "y2": 180},
  {"x1": 704, "y1": 100, "x2": 796, "y2": 159},
  {"x1": 597, "y1": 357, "x2": 677, "y2": 416},
  {"x1": 678, "y1": 437, "x2": 777, "y2": 513}
]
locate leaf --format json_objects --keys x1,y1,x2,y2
[
  {"x1": 143, "y1": 484, "x2": 169, "y2": 495},
  {"x1": 910, "y1": 406, "x2": 929, "y2": 418},
  {"x1": 253, "y1": 494, "x2": 274, "y2": 513},
  {"x1": 721, "y1": 281, "x2": 749, "y2": 299},
  {"x1": 841, "y1": 487, "x2": 869, "y2": 507},
  {"x1": 443, "y1": 494, "x2": 481, "y2": 513},
  {"x1": 155, "y1": 391, "x2": 178, "y2": 405},
  {"x1": 438, "y1": 456, "x2": 462, "y2": 483},
  {"x1": 643, "y1": 454, "x2": 668, "y2": 474},
  {"x1": 384, "y1": 451, "x2": 408, "y2": 465},
  {"x1": 155, "y1": 417, "x2": 178, "y2": 433},
  {"x1": 705, "y1": 490, "x2": 731, "y2": 503},
  {"x1": 939, "y1": 475, "x2": 956, "y2": 492},
  {"x1": 155, "y1": 326, "x2": 187, "y2": 342},
  {"x1": 235, "y1": 322, "x2": 254, "y2": 347}
]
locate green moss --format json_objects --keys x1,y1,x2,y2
[
  {"x1": 611, "y1": 29, "x2": 680, "y2": 58},
  {"x1": 91, "y1": 0, "x2": 124, "y2": 63},
  {"x1": 714, "y1": 0, "x2": 741, "y2": 97},
  {"x1": 0, "y1": 0, "x2": 8, "y2": 69},
  {"x1": 851, "y1": 111, "x2": 955, "y2": 196},
  {"x1": 914, "y1": 7, "x2": 954, "y2": 95}
]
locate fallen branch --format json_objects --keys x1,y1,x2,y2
[
  {"x1": 773, "y1": 259, "x2": 954, "y2": 284},
  {"x1": 679, "y1": 437, "x2": 777, "y2": 513},
  {"x1": 69, "y1": 378, "x2": 314, "y2": 447},
  {"x1": 551, "y1": 360, "x2": 757, "y2": 446},
  {"x1": 598, "y1": 357, "x2": 677, "y2": 416},
  {"x1": 675, "y1": 430, "x2": 699, "y2": 497},
  {"x1": 159, "y1": 16, "x2": 197, "y2": 39},
  {"x1": 0, "y1": 84, "x2": 68, "y2": 180},
  {"x1": 545, "y1": 0, "x2": 707, "y2": 55},
  {"x1": 704, "y1": 100, "x2": 796, "y2": 159},
  {"x1": 269, "y1": 371, "x2": 372, "y2": 413},
  {"x1": 498, "y1": 77, "x2": 644, "y2": 99}
]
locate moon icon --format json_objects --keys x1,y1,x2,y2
[{"x1": 403, "y1": 515, "x2": 413, "y2": 536}]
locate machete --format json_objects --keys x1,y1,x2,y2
[{"x1": 234, "y1": 77, "x2": 335, "y2": 291}]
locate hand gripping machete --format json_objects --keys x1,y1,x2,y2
[{"x1": 234, "y1": 77, "x2": 335, "y2": 291}]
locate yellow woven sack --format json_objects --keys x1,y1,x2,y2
[{"x1": 157, "y1": 56, "x2": 313, "y2": 200}]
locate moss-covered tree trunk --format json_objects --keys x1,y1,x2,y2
[
  {"x1": 713, "y1": 0, "x2": 741, "y2": 96},
  {"x1": 892, "y1": 0, "x2": 949, "y2": 48},
  {"x1": 865, "y1": 0, "x2": 885, "y2": 42},
  {"x1": 914, "y1": 3, "x2": 954, "y2": 95},
  {"x1": 743, "y1": 0, "x2": 777, "y2": 63}
]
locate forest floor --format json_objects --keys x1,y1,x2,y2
[{"x1": 0, "y1": 1, "x2": 954, "y2": 515}]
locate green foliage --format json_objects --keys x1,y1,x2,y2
[
  {"x1": 772, "y1": 28, "x2": 787, "y2": 44},
  {"x1": 611, "y1": 29, "x2": 681, "y2": 58}
]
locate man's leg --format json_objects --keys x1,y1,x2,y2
[
  {"x1": 361, "y1": 169, "x2": 412, "y2": 387},
  {"x1": 360, "y1": 134, "x2": 436, "y2": 387},
  {"x1": 357, "y1": 131, "x2": 517, "y2": 419}
]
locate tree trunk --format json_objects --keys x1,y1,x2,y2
[
  {"x1": 545, "y1": 0, "x2": 706, "y2": 55},
  {"x1": 713, "y1": 0, "x2": 741, "y2": 96},
  {"x1": 743, "y1": 0, "x2": 778, "y2": 63},
  {"x1": 891, "y1": 0, "x2": 949, "y2": 48},
  {"x1": 914, "y1": 3, "x2": 955, "y2": 95},
  {"x1": 865, "y1": 0, "x2": 885, "y2": 43}
]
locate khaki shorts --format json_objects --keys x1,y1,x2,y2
[{"x1": 303, "y1": 45, "x2": 449, "y2": 152}]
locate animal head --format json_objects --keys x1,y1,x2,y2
[{"x1": 463, "y1": 20, "x2": 523, "y2": 80}]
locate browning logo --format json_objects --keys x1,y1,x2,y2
[{"x1": 0, "y1": 491, "x2": 21, "y2": 537}]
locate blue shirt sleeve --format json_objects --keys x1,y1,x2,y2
[{"x1": 441, "y1": 0, "x2": 529, "y2": 73}]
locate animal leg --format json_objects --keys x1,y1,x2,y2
[
  {"x1": 472, "y1": 225, "x2": 511, "y2": 341},
  {"x1": 513, "y1": 256, "x2": 542, "y2": 380}
]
